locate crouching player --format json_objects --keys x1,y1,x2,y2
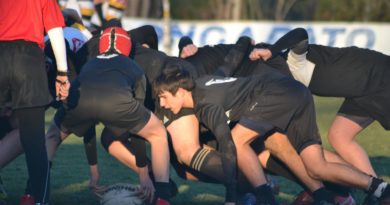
[{"x1": 52, "y1": 27, "x2": 172, "y2": 205}]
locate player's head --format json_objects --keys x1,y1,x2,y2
[
  {"x1": 153, "y1": 60, "x2": 195, "y2": 113},
  {"x1": 101, "y1": 18, "x2": 122, "y2": 30},
  {"x1": 128, "y1": 25, "x2": 158, "y2": 50},
  {"x1": 154, "y1": 60, "x2": 195, "y2": 97},
  {"x1": 99, "y1": 27, "x2": 132, "y2": 56}
]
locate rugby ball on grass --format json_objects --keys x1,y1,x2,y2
[{"x1": 100, "y1": 183, "x2": 144, "y2": 205}]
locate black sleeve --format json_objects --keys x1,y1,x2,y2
[
  {"x1": 214, "y1": 36, "x2": 252, "y2": 77},
  {"x1": 128, "y1": 134, "x2": 147, "y2": 167},
  {"x1": 134, "y1": 74, "x2": 147, "y2": 103},
  {"x1": 198, "y1": 105, "x2": 237, "y2": 202},
  {"x1": 83, "y1": 126, "x2": 97, "y2": 165},
  {"x1": 268, "y1": 27, "x2": 309, "y2": 57},
  {"x1": 100, "y1": 127, "x2": 148, "y2": 168}
]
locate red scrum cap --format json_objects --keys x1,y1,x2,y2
[{"x1": 99, "y1": 27, "x2": 132, "y2": 56}]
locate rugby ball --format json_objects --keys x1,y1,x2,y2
[{"x1": 100, "y1": 183, "x2": 144, "y2": 205}]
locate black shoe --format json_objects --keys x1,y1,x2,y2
[
  {"x1": 362, "y1": 194, "x2": 379, "y2": 205},
  {"x1": 314, "y1": 200, "x2": 336, "y2": 205},
  {"x1": 168, "y1": 178, "x2": 178, "y2": 198},
  {"x1": 148, "y1": 171, "x2": 178, "y2": 198},
  {"x1": 379, "y1": 187, "x2": 390, "y2": 205}
]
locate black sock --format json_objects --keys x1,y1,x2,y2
[
  {"x1": 16, "y1": 107, "x2": 50, "y2": 203},
  {"x1": 312, "y1": 187, "x2": 335, "y2": 204},
  {"x1": 237, "y1": 170, "x2": 253, "y2": 196},
  {"x1": 25, "y1": 161, "x2": 52, "y2": 195},
  {"x1": 189, "y1": 148, "x2": 225, "y2": 182},
  {"x1": 368, "y1": 177, "x2": 389, "y2": 198},
  {"x1": 154, "y1": 182, "x2": 171, "y2": 201},
  {"x1": 254, "y1": 184, "x2": 277, "y2": 205}
]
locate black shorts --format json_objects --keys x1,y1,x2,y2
[
  {"x1": 0, "y1": 41, "x2": 52, "y2": 109},
  {"x1": 239, "y1": 77, "x2": 321, "y2": 153},
  {"x1": 338, "y1": 99, "x2": 374, "y2": 128},
  {"x1": 338, "y1": 85, "x2": 390, "y2": 130},
  {"x1": 55, "y1": 85, "x2": 151, "y2": 137}
]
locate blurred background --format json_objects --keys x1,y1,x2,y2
[
  {"x1": 118, "y1": 0, "x2": 390, "y2": 55},
  {"x1": 124, "y1": 0, "x2": 390, "y2": 21}
]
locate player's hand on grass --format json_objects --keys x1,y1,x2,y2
[
  {"x1": 88, "y1": 169, "x2": 107, "y2": 198},
  {"x1": 138, "y1": 166, "x2": 155, "y2": 203},
  {"x1": 90, "y1": 185, "x2": 108, "y2": 199},
  {"x1": 249, "y1": 48, "x2": 272, "y2": 61}
]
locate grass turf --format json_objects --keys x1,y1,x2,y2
[{"x1": 2, "y1": 96, "x2": 389, "y2": 204}]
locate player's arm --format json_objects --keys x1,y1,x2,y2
[
  {"x1": 199, "y1": 105, "x2": 237, "y2": 203},
  {"x1": 134, "y1": 71, "x2": 147, "y2": 103},
  {"x1": 250, "y1": 27, "x2": 309, "y2": 61},
  {"x1": 214, "y1": 36, "x2": 253, "y2": 77},
  {"x1": 132, "y1": 71, "x2": 149, "y2": 168},
  {"x1": 44, "y1": 0, "x2": 70, "y2": 100},
  {"x1": 128, "y1": 136, "x2": 155, "y2": 202},
  {"x1": 131, "y1": 72, "x2": 154, "y2": 199},
  {"x1": 82, "y1": 127, "x2": 108, "y2": 194}
]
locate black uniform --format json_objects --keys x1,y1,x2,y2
[
  {"x1": 268, "y1": 28, "x2": 390, "y2": 129},
  {"x1": 55, "y1": 54, "x2": 150, "y2": 137},
  {"x1": 164, "y1": 73, "x2": 321, "y2": 153},
  {"x1": 178, "y1": 37, "x2": 290, "y2": 78},
  {"x1": 0, "y1": 41, "x2": 52, "y2": 109}
]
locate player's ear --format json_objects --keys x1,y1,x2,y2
[{"x1": 176, "y1": 87, "x2": 186, "y2": 97}]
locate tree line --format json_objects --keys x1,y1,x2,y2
[{"x1": 124, "y1": 0, "x2": 390, "y2": 22}]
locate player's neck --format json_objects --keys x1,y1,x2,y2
[{"x1": 183, "y1": 91, "x2": 194, "y2": 108}]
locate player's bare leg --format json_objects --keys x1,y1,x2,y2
[
  {"x1": 264, "y1": 132, "x2": 323, "y2": 191},
  {"x1": 137, "y1": 113, "x2": 171, "y2": 203},
  {"x1": 166, "y1": 115, "x2": 201, "y2": 165},
  {"x1": 328, "y1": 115, "x2": 377, "y2": 177},
  {"x1": 0, "y1": 129, "x2": 23, "y2": 168},
  {"x1": 232, "y1": 123, "x2": 277, "y2": 205}
]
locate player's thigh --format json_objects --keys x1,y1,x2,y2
[
  {"x1": 137, "y1": 113, "x2": 166, "y2": 141},
  {"x1": 231, "y1": 123, "x2": 260, "y2": 145},
  {"x1": 167, "y1": 114, "x2": 201, "y2": 163}
]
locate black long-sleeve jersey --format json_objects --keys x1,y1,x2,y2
[
  {"x1": 269, "y1": 28, "x2": 390, "y2": 98},
  {"x1": 181, "y1": 40, "x2": 291, "y2": 79},
  {"x1": 183, "y1": 44, "x2": 233, "y2": 76},
  {"x1": 74, "y1": 35, "x2": 200, "y2": 167},
  {"x1": 76, "y1": 54, "x2": 146, "y2": 103},
  {"x1": 192, "y1": 73, "x2": 286, "y2": 130}
]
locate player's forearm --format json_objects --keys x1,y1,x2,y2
[
  {"x1": 269, "y1": 27, "x2": 309, "y2": 57},
  {"x1": 47, "y1": 27, "x2": 68, "y2": 73}
]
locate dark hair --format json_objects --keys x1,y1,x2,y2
[
  {"x1": 178, "y1": 36, "x2": 193, "y2": 55},
  {"x1": 128, "y1": 25, "x2": 158, "y2": 50},
  {"x1": 102, "y1": 18, "x2": 122, "y2": 30},
  {"x1": 153, "y1": 60, "x2": 195, "y2": 96}
]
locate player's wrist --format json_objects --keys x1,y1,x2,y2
[
  {"x1": 56, "y1": 70, "x2": 68, "y2": 76},
  {"x1": 56, "y1": 75, "x2": 69, "y2": 85}
]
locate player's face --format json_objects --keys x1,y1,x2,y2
[{"x1": 158, "y1": 90, "x2": 184, "y2": 114}]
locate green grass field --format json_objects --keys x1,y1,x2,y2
[{"x1": 2, "y1": 96, "x2": 390, "y2": 205}]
